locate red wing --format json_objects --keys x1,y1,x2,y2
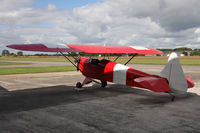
[
  {"x1": 7, "y1": 44, "x2": 162, "y2": 55},
  {"x1": 66, "y1": 44, "x2": 162, "y2": 55},
  {"x1": 7, "y1": 44, "x2": 81, "y2": 52}
]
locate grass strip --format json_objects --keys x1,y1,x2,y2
[
  {"x1": 1, "y1": 56, "x2": 200, "y2": 65},
  {"x1": 116, "y1": 58, "x2": 200, "y2": 65},
  {"x1": 0, "y1": 66, "x2": 76, "y2": 75},
  {"x1": 0, "y1": 57, "x2": 67, "y2": 62},
  {"x1": 0, "y1": 62, "x2": 28, "y2": 66}
]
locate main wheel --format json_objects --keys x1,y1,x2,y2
[
  {"x1": 76, "y1": 82, "x2": 82, "y2": 88},
  {"x1": 101, "y1": 81, "x2": 107, "y2": 88}
]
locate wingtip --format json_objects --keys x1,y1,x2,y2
[{"x1": 6, "y1": 44, "x2": 15, "y2": 49}]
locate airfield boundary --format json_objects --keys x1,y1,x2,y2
[{"x1": 0, "y1": 56, "x2": 200, "y2": 75}]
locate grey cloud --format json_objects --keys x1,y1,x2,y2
[
  {"x1": 103, "y1": 0, "x2": 200, "y2": 32},
  {"x1": 0, "y1": 0, "x2": 200, "y2": 50},
  {"x1": 0, "y1": 0, "x2": 34, "y2": 11}
]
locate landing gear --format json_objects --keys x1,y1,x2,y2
[
  {"x1": 75, "y1": 78, "x2": 108, "y2": 91},
  {"x1": 75, "y1": 78, "x2": 92, "y2": 91},
  {"x1": 171, "y1": 95, "x2": 175, "y2": 102},
  {"x1": 76, "y1": 82, "x2": 82, "y2": 88},
  {"x1": 167, "y1": 92, "x2": 176, "y2": 102},
  {"x1": 101, "y1": 81, "x2": 107, "y2": 88},
  {"x1": 74, "y1": 82, "x2": 84, "y2": 91}
]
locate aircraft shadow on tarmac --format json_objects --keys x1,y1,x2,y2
[
  {"x1": 0, "y1": 86, "x2": 8, "y2": 92},
  {"x1": 0, "y1": 85, "x2": 196, "y2": 114}
]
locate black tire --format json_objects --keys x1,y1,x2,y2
[
  {"x1": 101, "y1": 81, "x2": 107, "y2": 88},
  {"x1": 76, "y1": 82, "x2": 82, "y2": 88}
]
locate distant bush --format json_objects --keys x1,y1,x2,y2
[{"x1": 2, "y1": 50, "x2": 10, "y2": 56}]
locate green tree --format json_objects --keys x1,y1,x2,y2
[
  {"x1": 17, "y1": 51, "x2": 23, "y2": 56},
  {"x1": 182, "y1": 51, "x2": 188, "y2": 56},
  {"x1": 2, "y1": 50, "x2": 10, "y2": 56},
  {"x1": 174, "y1": 47, "x2": 192, "y2": 51},
  {"x1": 190, "y1": 49, "x2": 200, "y2": 56}
]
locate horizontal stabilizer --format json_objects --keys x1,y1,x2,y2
[
  {"x1": 186, "y1": 76, "x2": 194, "y2": 88},
  {"x1": 134, "y1": 76, "x2": 171, "y2": 92}
]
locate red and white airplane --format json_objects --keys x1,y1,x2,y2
[{"x1": 7, "y1": 44, "x2": 194, "y2": 101}]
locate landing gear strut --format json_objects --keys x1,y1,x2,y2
[
  {"x1": 75, "y1": 77, "x2": 92, "y2": 90},
  {"x1": 75, "y1": 79, "x2": 107, "y2": 90}
]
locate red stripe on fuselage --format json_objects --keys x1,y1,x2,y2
[{"x1": 103, "y1": 60, "x2": 117, "y2": 82}]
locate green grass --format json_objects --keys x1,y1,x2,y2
[
  {"x1": 116, "y1": 58, "x2": 168, "y2": 65},
  {"x1": 116, "y1": 57, "x2": 200, "y2": 66},
  {"x1": 0, "y1": 66, "x2": 76, "y2": 75},
  {"x1": 0, "y1": 56, "x2": 68, "y2": 62},
  {"x1": 0, "y1": 62, "x2": 28, "y2": 66},
  {"x1": 116, "y1": 58, "x2": 200, "y2": 65},
  {"x1": 179, "y1": 59, "x2": 200, "y2": 66},
  {"x1": 0, "y1": 56, "x2": 199, "y2": 75},
  {"x1": 1, "y1": 56, "x2": 200, "y2": 65}
]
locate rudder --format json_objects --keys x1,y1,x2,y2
[{"x1": 160, "y1": 52, "x2": 188, "y2": 93}]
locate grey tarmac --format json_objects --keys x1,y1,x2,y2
[{"x1": 0, "y1": 65, "x2": 200, "y2": 133}]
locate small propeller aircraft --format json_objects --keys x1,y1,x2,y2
[{"x1": 7, "y1": 44, "x2": 194, "y2": 101}]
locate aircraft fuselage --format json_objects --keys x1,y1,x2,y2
[{"x1": 77, "y1": 57, "x2": 171, "y2": 92}]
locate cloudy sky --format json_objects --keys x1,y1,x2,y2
[{"x1": 0, "y1": 0, "x2": 200, "y2": 53}]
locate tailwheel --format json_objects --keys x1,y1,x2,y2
[
  {"x1": 76, "y1": 82, "x2": 82, "y2": 88},
  {"x1": 167, "y1": 92, "x2": 176, "y2": 102},
  {"x1": 171, "y1": 95, "x2": 175, "y2": 102},
  {"x1": 101, "y1": 81, "x2": 107, "y2": 88}
]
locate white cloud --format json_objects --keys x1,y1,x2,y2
[
  {"x1": 164, "y1": 38, "x2": 173, "y2": 43},
  {"x1": 195, "y1": 28, "x2": 200, "y2": 34},
  {"x1": 48, "y1": 4, "x2": 56, "y2": 10},
  {"x1": 0, "y1": 0, "x2": 34, "y2": 11},
  {"x1": 197, "y1": 37, "x2": 200, "y2": 42},
  {"x1": 0, "y1": 0, "x2": 200, "y2": 53}
]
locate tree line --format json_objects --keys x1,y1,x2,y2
[
  {"x1": 1, "y1": 50, "x2": 23, "y2": 56},
  {"x1": 157, "y1": 47, "x2": 200, "y2": 56},
  {"x1": 1, "y1": 47, "x2": 200, "y2": 56}
]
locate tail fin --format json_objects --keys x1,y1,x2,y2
[{"x1": 160, "y1": 52, "x2": 188, "y2": 93}]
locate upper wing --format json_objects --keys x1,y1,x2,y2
[
  {"x1": 7, "y1": 44, "x2": 81, "y2": 52},
  {"x1": 67, "y1": 44, "x2": 162, "y2": 55},
  {"x1": 7, "y1": 44, "x2": 162, "y2": 55}
]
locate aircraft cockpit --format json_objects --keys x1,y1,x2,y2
[{"x1": 90, "y1": 59, "x2": 100, "y2": 65}]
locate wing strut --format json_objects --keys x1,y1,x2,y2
[
  {"x1": 124, "y1": 54, "x2": 137, "y2": 65},
  {"x1": 113, "y1": 55, "x2": 121, "y2": 62},
  {"x1": 60, "y1": 52, "x2": 77, "y2": 68}
]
